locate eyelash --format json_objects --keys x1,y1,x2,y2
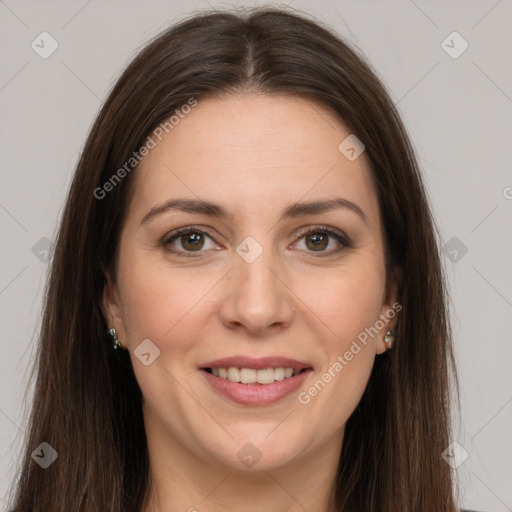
[{"x1": 162, "y1": 225, "x2": 351, "y2": 258}]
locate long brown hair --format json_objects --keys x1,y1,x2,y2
[{"x1": 8, "y1": 7, "x2": 459, "y2": 512}]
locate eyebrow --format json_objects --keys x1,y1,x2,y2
[{"x1": 139, "y1": 197, "x2": 368, "y2": 226}]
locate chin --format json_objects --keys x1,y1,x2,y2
[{"x1": 204, "y1": 430, "x2": 307, "y2": 472}]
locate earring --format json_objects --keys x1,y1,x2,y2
[
  {"x1": 384, "y1": 329, "x2": 394, "y2": 351},
  {"x1": 106, "y1": 327, "x2": 123, "y2": 350}
]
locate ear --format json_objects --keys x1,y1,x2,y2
[
  {"x1": 376, "y1": 266, "x2": 401, "y2": 355},
  {"x1": 101, "y1": 269, "x2": 127, "y2": 348}
]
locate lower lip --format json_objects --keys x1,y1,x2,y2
[{"x1": 201, "y1": 369, "x2": 312, "y2": 406}]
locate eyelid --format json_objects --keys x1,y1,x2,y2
[
  {"x1": 294, "y1": 224, "x2": 349, "y2": 241},
  {"x1": 162, "y1": 225, "x2": 222, "y2": 257},
  {"x1": 291, "y1": 224, "x2": 351, "y2": 256},
  {"x1": 162, "y1": 224, "x2": 351, "y2": 257}
]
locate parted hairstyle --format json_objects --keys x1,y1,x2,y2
[{"x1": 8, "y1": 7, "x2": 459, "y2": 512}]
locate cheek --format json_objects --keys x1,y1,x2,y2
[
  {"x1": 292, "y1": 263, "x2": 384, "y2": 417},
  {"x1": 298, "y1": 264, "x2": 385, "y2": 348},
  {"x1": 114, "y1": 243, "x2": 169, "y2": 340},
  {"x1": 116, "y1": 248, "x2": 219, "y2": 349}
]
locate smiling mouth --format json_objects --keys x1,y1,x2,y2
[{"x1": 202, "y1": 367, "x2": 311, "y2": 385}]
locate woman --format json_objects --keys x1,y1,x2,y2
[{"x1": 8, "y1": 7, "x2": 472, "y2": 512}]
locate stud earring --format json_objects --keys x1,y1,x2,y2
[
  {"x1": 384, "y1": 329, "x2": 394, "y2": 351},
  {"x1": 106, "y1": 327, "x2": 123, "y2": 350}
]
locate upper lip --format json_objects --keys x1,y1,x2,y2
[{"x1": 200, "y1": 356, "x2": 313, "y2": 371}]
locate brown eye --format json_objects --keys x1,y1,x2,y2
[
  {"x1": 180, "y1": 232, "x2": 205, "y2": 251},
  {"x1": 305, "y1": 232, "x2": 328, "y2": 251},
  {"x1": 293, "y1": 226, "x2": 351, "y2": 257},
  {"x1": 163, "y1": 227, "x2": 221, "y2": 257}
]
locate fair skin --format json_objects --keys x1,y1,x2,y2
[{"x1": 103, "y1": 93, "x2": 398, "y2": 512}]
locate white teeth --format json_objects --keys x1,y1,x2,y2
[
  {"x1": 256, "y1": 368, "x2": 275, "y2": 385},
  {"x1": 274, "y1": 367, "x2": 285, "y2": 381},
  {"x1": 240, "y1": 368, "x2": 257, "y2": 384},
  {"x1": 227, "y1": 367, "x2": 240, "y2": 382},
  {"x1": 210, "y1": 367, "x2": 300, "y2": 384}
]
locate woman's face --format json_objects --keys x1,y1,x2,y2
[{"x1": 103, "y1": 93, "x2": 398, "y2": 471}]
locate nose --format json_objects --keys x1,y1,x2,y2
[{"x1": 219, "y1": 245, "x2": 294, "y2": 336}]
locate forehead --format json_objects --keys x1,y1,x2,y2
[{"x1": 129, "y1": 93, "x2": 379, "y2": 223}]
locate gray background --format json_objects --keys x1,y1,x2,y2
[{"x1": 1, "y1": 1, "x2": 511, "y2": 510}]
